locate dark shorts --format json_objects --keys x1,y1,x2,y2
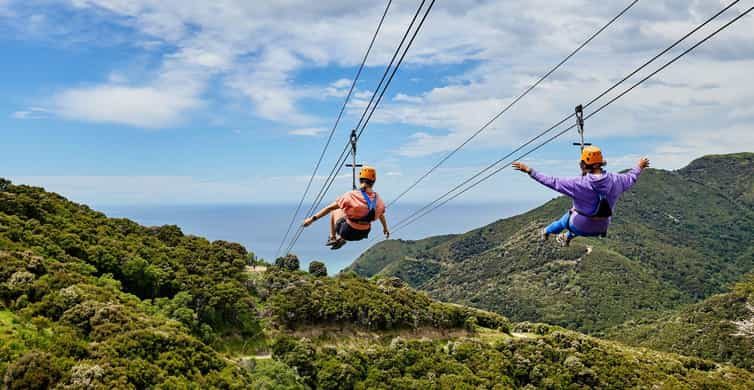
[{"x1": 336, "y1": 218, "x2": 370, "y2": 241}]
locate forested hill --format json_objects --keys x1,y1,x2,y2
[
  {"x1": 606, "y1": 275, "x2": 754, "y2": 371},
  {"x1": 4, "y1": 174, "x2": 754, "y2": 388},
  {"x1": 349, "y1": 153, "x2": 754, "y2": 333}
]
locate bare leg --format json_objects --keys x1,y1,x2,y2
[
  {"x1": 330, "y1": 209, "x2": 346, "y2": 240},
  {"x1": 329, "y1": 213, "x2": 336, "y2": 239}
]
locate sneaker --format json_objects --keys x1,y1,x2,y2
[
  {"x1": 330, "y1": 238, "x2": 347, "y2": 250},
  {"x1": 540, "y1": 228, "x2": 550, "y2": 242},
  {"x1": 556, "y1": 232, "x2": 572, "y2": 247},
  {"x1": 326, "y1": 237, "x2": 338, "y2": 246}
]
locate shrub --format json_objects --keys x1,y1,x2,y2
[
  {"x1": 3, "y1": 351, "x2": 63, "y2": 390},
  {"x1": 276, "y1": 255, "x2": 300, "y2": 271},
  {"x1": 308, "y1": 261, "x2": 328, "y2": 277}
]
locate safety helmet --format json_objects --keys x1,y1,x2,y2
[
  {"x1": 580, "y1": 146, "x2": 604, "y2": 165},
  {"x1": 359, "y1": 166, "x2": 377, "y2": 182}
]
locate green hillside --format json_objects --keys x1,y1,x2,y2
[
  {"x1": 606, "y1": 275, "x2": 754, "y2": 371},
  {"x1": 350, "y1": 153, "x2": 754, "y2": 333},
  {"x1": 4, "y1": 172, "x2": 754, "y2": 388},
  {"x1": 270, "y1": 318, "x2": 754, "y2": 389}
]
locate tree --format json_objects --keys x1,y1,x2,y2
[
  {"x1": 3, "y1": 351, "x2": 62, "y2": 390},
  {"x1": 276, "y1": 254, "x2": 300, "y2": 271},
  {"x1": 246, "y1": 252, "x2": 258, "y2": 267},
  {"x1": 308, "y1": 261, "x2": 327, "y2": 277}
]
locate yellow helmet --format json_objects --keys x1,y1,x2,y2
[
  {"x1": 581, "y1": 146, "x2": 604, "y2": 165},
  {"x1": 359, "y1": 166, "x2": 377, "y2": 182}
]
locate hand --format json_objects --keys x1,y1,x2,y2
[
  {"x1": 384, "y1": 229, "x2": 390, "y2": 239},
  {"x1": 638, "y1": 157, "x2": 650, "y2": 170},
  {"x1": 512, "y1": 161, "x2": 532, "y2": 174},
  {"x1": 303, "y1": 217, "x2": 315, "y2": 227}
]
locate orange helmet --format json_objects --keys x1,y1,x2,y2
[
  {"x1": 359, "y1": 166, "x2": 377, "y2": 182},
  {"x1": 581, "y1": 146, "x2": 604, "y2": 165}
]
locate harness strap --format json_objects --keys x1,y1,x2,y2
[
  {"x1": 575, "y1": 180, "x2": 613, "y2": 219},
  {"x1": 360, "y1": 188, "x2": 376, "y2": 211},
  {"x1": 350, "y1": 189, "x2": 378, "y2": 224}
]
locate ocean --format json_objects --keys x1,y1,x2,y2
[{"x1": 99, "y1": 202, "x2": 537, "y2": 274}]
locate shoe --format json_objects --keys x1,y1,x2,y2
[
  {"x1": 540, "y1": 228, "x2": 550, "y2": 242},
  {"x1": 330, "y1": 238, "x2": 347, "y2": 250},
  {"x1": 326, "y1": 237, "x2": 338, "y2": 246},
  {"x1": 556, "y1": 232, "x2": 572, "y2": 247}
]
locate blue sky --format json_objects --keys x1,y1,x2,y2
[{"x1": 2, "y1": 0, "x2": 753, "y2": 207}]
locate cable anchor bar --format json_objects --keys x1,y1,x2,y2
[
  {"x1": 573, "y1": 104, "x2": 591, "y2": 150},
  {"x1": 345, "y1": 129, "x2": 363, "y2": 190}
]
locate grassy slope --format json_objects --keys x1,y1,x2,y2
[
  {"x1": 606, "y1": 276, "x2": 754, "y2": 371},
  {"x1": 350, "y1": 154, "x2": 754, "y2": 332},
  {"x1": 421, "y1": 223, "x2": 686, "y2": 333},
  {"x1": 679, "y1": 152, "x2": 754, "y2": 207},
  {"x1": 271, "y1": 319, "x2": 754, "y2": 389}
]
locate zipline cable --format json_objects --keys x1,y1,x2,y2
[
  {"x1": 355, "y1": 0, "x2": 437, "y2": 141},
  {"x1": 284, "y1": 0, "x2": 437, "y2": 254},
  {"x1": 389, "y1": 3, "x2": 753, "y2": 234},
  {"x1": 388, "y1": 0, "x2": 743, "y2": 232},
  {"x1": 275, "y1": 0, "x2": 394, "y2": 258},
  {"x1": 292, "y1": 0, "x2": 434, "y2": 226},
  {"x1": 294, "y1": 0, "x2": 430, "y2": 229},
  {"x1": 286, "y1": 0, "x2": 437, "y2": 254},
  {"x1": 386, "y1": 0, "x2": 641, "y2": 209}
]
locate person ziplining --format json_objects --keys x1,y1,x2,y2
[
  {"x1": 512, "y1": 146, "x2": 650, "y2": 246},
  {"x1": 302, "y1": 166, "x2": 390, "y2": 250}
]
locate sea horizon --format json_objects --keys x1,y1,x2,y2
[{"x1": 98, "y1": 201, "x2": 540, "y2": 274}]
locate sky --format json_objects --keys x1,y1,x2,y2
[{"x1": 2, "y1": 0, "x2": 753, "y2": 207}]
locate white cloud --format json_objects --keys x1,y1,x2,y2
[
  {"x1": 651, "y1": 123, "x2": 754, "y2": 169},
  {"x1": 331, "y1": 78, "x2": 352, "y2": 89},
  {"x1": 371, "y1": 4, "x2": 754, "y2": 161},
  {"x1": 53, "y1": 83, "x2": 201, "y2": 128},
  {"x1": 4, "y1": 0, "x2": 753, "y2": 177},
  {"x1": 322, "y1": 78, "x2": 353, "y2": 99},
  {"x1": 289, "y1": 127, "x2": 327, "y2": 136},
  {"x1": 12, "y1": 107, "x2": 50, "y2": 119},
  {"x1": 394, "y1": 93, "x2": 422, "y2": 104},
  {"x1": 226, "y1": 47, "x2": 316, "y2": 125},
  {"x1": 19, "y1": 0, "x2": 474, "y2": 128},
  {"x1": 14, "y1": 0, "x2": 612, "y2": 130}
]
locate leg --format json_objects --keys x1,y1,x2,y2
[
  {"x1": 330, "y1": 216, "x2": 348, "y2": 250},
  {"x1": 546, "y1": 212, "x2": 571, "y2": 235},
  {"x1": 329, "y1": 213, "x2": 337, "y2": 239},
  {"x1": 326, "y1": 210, "x2": 346, "y2": 246},
  {"x1": 330, "y1": 209, "x2": 345, "y2": 239}
]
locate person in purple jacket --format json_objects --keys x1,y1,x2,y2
[{"x1": 512, "y1": 146, "x2": 650, "y2": 246}]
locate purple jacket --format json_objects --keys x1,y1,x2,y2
[{"x1": 529, "y1": 166, "x2": 643, "y2": 233}]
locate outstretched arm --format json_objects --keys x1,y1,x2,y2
[
  {"x1": 303, "y1": 202, "x2": 339, "y2": 227},
  {"x1": 617, "y1": 157, "x2": 650, "y2": 192},
  {"x1": 379, "y1": 215, "x2": 390, "y2": 239},
  {"x1": 512, "y1": 161, "x2": 580, "y2": 197}
]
